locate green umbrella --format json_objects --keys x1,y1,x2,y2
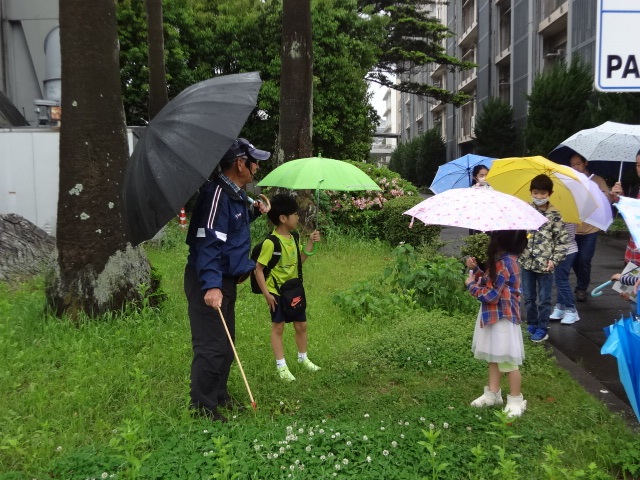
[
  {"x1": 257, "y1": 157, "x2": 381, "y2": 191},
  {"x1": 256, "y1": 157, "x2": 381, "y2": 252}
]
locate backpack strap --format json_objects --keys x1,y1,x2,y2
[{"x1": 265, "y1": 234, "x2": 281, "y2": 273}]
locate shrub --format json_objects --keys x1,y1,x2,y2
[
  {"x1": 380, "y1": 196, "x2": 441, "y2": 247},
  {"x1": 460, "y1": 233, "x2": 490, "y2": 268},
  {"x1": 474, "y1": 97, "x2": 520, "y2": 158},
  {"x1": 327, "y1": 161, "x2": 419, "y2": 239}
]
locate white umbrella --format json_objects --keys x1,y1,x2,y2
[
  {"x1": 582, "y1": 174, "x2": 613, "y2": 231},
  {"x1": 614, "y1": 196, "x2": 640, "y2": 246},
  {"x1": 548, "y1": 121, "x2": 640, "y2": 181},
  {"x1": 403, "y1": 188, "x2": 548, "y2": 232}
]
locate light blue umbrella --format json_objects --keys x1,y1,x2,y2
[
  {"x1": 429, "y1": 154, "x2": 495, "y2": 194},
  {"x1": 601, "y1": 307, "x2": 640, "y2": 422}
]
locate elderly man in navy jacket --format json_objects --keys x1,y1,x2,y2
[{"x1": 185, "y1": 138, "x2": 270, "y2": 422}]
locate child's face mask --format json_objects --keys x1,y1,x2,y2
[{"x1": 531, "y1": 196, "x2": 549, "y2": 206}]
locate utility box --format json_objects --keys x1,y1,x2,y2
[{"x1": 0, "y1": 127, "x2": 137, "y2": 237}]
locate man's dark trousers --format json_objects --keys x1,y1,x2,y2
[{"x1": 185, "y1": 264, "x2": 236, "y2": 412}]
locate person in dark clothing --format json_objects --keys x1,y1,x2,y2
[{"x1": 184, "y1": 138, "x2": 270, "y2": 422}]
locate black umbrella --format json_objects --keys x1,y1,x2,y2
[{"x1": 122, "y1": 72, "x2": 262, "y2": 245}]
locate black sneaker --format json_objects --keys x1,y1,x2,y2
[{"x1": 575, "y1": 290, "x2": 588, "y2": 302}]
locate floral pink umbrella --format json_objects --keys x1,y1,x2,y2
[{"x1": 403, "y1": 188, "x2": 548, "y2": 231}]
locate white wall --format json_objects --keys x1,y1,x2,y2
[{"x1": 0, "y1": 127, "x2": 135, "y2": 236}]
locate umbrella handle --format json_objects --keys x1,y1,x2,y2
[
  {"x1": 216, "y1": 307, "x2": 257, "y2": 410},
  {"x1": 590, "y1": 280, "x2": 613, "y2": 297},
  {"x1": 303, "y1": 243, "x2": 319, "y2": 256},
  {"x1": 259, "y1": 194, "x2": 271, "y2": 211}
]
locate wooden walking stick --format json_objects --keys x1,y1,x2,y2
[{"x1": 216, "y1": 307, "x2": 257, "y2": 410}]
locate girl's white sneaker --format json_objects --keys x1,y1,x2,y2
[
  {"x1": 503, "y1": 394, "x2": 527, "y2": 418},
  {"x1": 470, "y1": 386, "x2": 503, "y2": 407}
]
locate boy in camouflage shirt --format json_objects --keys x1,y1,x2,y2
[{"x1": 519, "y1": 174, "x2": 568, "y2": 342}]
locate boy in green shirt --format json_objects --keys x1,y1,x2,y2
[{"x1": 254, "y1": 194, "x2": 321, "y2": 381}]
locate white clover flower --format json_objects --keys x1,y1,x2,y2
[
  {"x1": 333, "y1": 473, "x2": 337, "y2": 477},
  {"x1": 364, "y1": 413, "x2": 370, "y2": 418},
  {"x1": 335, "y1": 464, "x2": 341, "y2": 470},
  {"x1": 392, "y1": 441, "x2": 398, "y2": 447},
  {"x1": 254, "y1": 445, "x2": 261, "y2": 451},
  {"x1": 366, "y1": 456, "x2": 372, "y2": 463},
  {"x1": 428, "y1": 360, "x2": 432, "y2": 365},
  {"x1": 383, "y1": 450, "x2": 389, "y2": 456},
  {"x1": 328, "y1": 452, "x2": 335, "y2": 458},
  {"x1": 101, "y1": 473, "x2": 108, "y2": 479},
  {"x1": 346, "y1": 441, "x2": 352, "y2": 446},
  {"x1": 299, "y1": 428, "x2": 304, "y2": 433},
  {"x1": 290, "y1": 465, "x2": 295, "y2": 471},
  {"x1": 447, "y1": 406, "x2": 454, "y2": 410},
  {"x1": 209, "y1": 450, "x2": 213, "y2": 454},
  {"x1": 443, "y1": 422, "x2": 449, "y2": 429},
  {"x1": 306, "y1": 445, "x2": 312, "y2": 452},
  {"x1": 427, "y1": 347, "x2": 431, "y2": 351},
  {"x1": 299, "y1": 465, "x2": 305, "y2": 470},
  {"x1": 400, "y1": 434, "x2": 405, "y2": 439},
  {"x1": 343, "y1": 458, "x2": 349, "y2": 465},
  {"x1": 56, "y1": 446, "x2": 62, "y2": 452},
  {"x1": 380, "y1": 426, "x2": 385, "y2": 431},
  {"x1": 203, "y1": 429, "x2": 209, "y2": 433},
  {"x1": 267, "y1": 453, "x2": 273, "y2": 460},
  {"x1": 336, "y1": 432, "x2": 341, "y2": 437},
  {"x1": 331, "y1": 434, "x2": 336, "y2": 439},
  {"x1": 322, "y1": 419, "x2": 327, "y2": 423},
  {"x1": 280, "y1": 401, "x2": 285, "y2": 406},
  {"x1": 295, "y1": 459, "x2": 300, "y2": 465},
  {"x1": 203, "y1": 452, "x2": 209, "y2": 456},
  {"x1": 404, "y1": 421, "x2": 409, "y2": 426},
  {"x1": 319, "y1": 429, "x2": 325, "y2": 434},
  {"x1": 363, "y1": 435, "x2": 369, "y2": 441},
  {"x1": 286, "y1": 425, "x2": 293, "y2": 433},
  {"x1": 273, "y1": 453, "x2": 279, "y2": 459},
  {"x1": 420, "y1": 417, "x2": 426, "y2": 422},
  {"x1": 429, "y1": 423, "x2": 435, "y2": 430},
  {"x1": 467, "y1": 426, "x2": 473, "y2": 431},
  {"x1": 280, "y1": 447, "x2": 286, "y2": 454}
]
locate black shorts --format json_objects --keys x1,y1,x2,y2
[{"x1": 270, "y1": 293, "x2": 307, "y2": 324}]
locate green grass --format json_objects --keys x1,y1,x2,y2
[{"x1": 1, "y1": 228, "x2": 639, "y2": 479}]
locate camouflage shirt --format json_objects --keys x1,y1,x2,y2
[{"x1": 519, "y1": 203, "x2": 568, "y2": 273}]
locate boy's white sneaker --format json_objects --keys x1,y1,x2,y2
[
  {"x1": 549, "y1": 307, "x2": 565, "y2": 320},
  {"x1": 503, "y1": 394, "x2": 527, "y2": 418},
  {"x1": 277, "y1": 365, "x2": 296, "y2": 382},
  {"x1": 560, "y1": 310, "x2": 580, "y2": 325},
  {"x1": 470, "y1": 386, "x2": 503, "y2": 407},
  {"x1": 299, "y1": 358, "x2": 321, "y2": 371}
]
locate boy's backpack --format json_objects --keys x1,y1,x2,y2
[{"x1": 250, "y1": 231, "x2": 302, "y2": 294}]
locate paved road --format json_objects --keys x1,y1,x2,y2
[{"x1": 439, "y1": 226, "x2": 639, "y2": 428}]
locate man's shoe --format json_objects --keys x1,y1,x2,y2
[
  {"x1": 531, "y1": 328, "x2": 549, "y2": 342},
  {"x1": 192, "y1": 407, "x2": 228, "y2": 423},
  {"x1": 219, "y1": 396, "x2": 247, "y2": 411},
  {"x1": 299, "y1": 358, "x2": 321, "y2": 371},
  {"x1": 575, "y1": 290, "x2": 588, "y2": 302},
  {"x1": 526, "y1": 324, "x2": 537, "y2": 335},
  {"x1": 549, "y1": 307, "x2": 565, "y2": 321},
  {"x1": 277, "y1": 365, "x2": 296, "y2": 382},
  {"x1": 560, "y1": 310, "x2": 580, "y2": 325}
]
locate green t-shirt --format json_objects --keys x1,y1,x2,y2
[{"x1": 256, "y1": 231, "x2": 300, "y2": 294}]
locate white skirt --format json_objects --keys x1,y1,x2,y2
[{"x1": 471, "y1": 308, "x2": 525, "y2": 365}]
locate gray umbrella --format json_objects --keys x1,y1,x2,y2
[
  {"x1": 122, "y1": 72, "x2": 262, "y2": 246},
  {"x1": 548, "y1": 121, "x2": 640, "y2": 181}
]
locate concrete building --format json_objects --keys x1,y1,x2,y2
[
  {"x1": 397, "y1": 0, "x2": 596, "y2": 160},
  {"x1": 0, "y1": 0, "x2": 60, "y2": 126},
  {"x1": 370, "y1": 86, "x2": 399, "y2": 166}
]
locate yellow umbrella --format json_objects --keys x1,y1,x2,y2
[{"x1": 486, "y1": 156, "x2": 598, "y2": 224}]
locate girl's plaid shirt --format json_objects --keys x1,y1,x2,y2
[{"x1": 467, "y1": 254, "x2": 521, "y2": 327}]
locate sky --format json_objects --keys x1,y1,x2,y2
[{"x1": 368, "y1": 82, "x2": 387, "y2": 117}]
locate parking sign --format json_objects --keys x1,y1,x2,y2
[{"x1": 595, "y1": 0, "x2": 640, "y2": 92}]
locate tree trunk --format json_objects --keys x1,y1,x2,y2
[
  {"x1": 47, "y1": 0, "x2": 154, "y2": 320},
  {"x1": 145, "y1": 0, "x2": 169, "y2": 120},
  {"x1": 278, "y1": 0, "x2": 315, "y2": 228}
]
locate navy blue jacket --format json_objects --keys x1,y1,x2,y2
[{"x1": 186, "y1": 176, "x2": 259, "y2": 291}]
